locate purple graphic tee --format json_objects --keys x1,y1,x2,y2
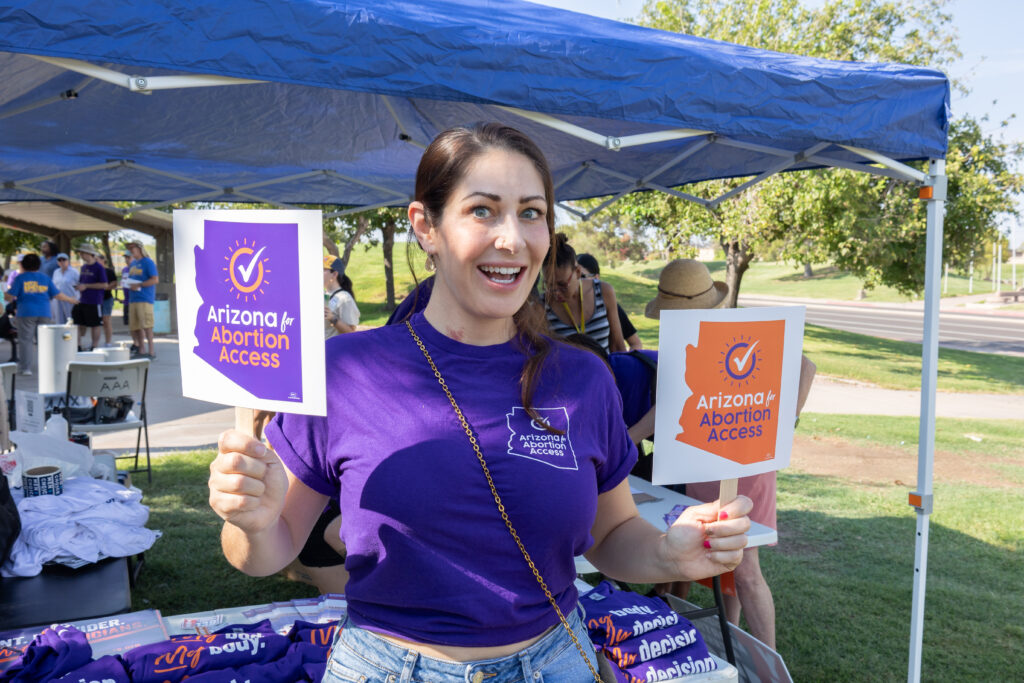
[
  {"x1": 265, "y1": 314, "x2": 637, "y2": 647},
  {"x1": 54, "y1": 655, "x2": 130, "y2": 683},
  {"x1": 193, "y1": 219, "x2": 302, "y2": 403},
  {"x1": 1, "y1": 625, "x2": 92, "y2": 682}
]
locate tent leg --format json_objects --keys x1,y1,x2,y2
[{"x1": 908, "y1": 159, "x2": 945, "y2": 683}]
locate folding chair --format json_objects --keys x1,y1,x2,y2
[{"x1": 64, "y1": 359, "x2": 151, "y2": 483}]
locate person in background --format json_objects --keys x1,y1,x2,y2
[
  {"x1": 96, "y1": 254, "x2": 117, "y2": 346},
  {"x1": 5, "y1": 255, "x2": 23, "y2": 291},
  {"x1": 544, "y1": 233, "x2": 627, "y2": 353},
  {"x1": 50, "y1": 253, "x2": 79, "y2": 324},
  {"x1": 39, "y1": 240, "x2": 60, "y2": 278},
  {"x1": 323, "y1": 256, "x2": 360, "y2": 338},
  {"x1": 645, "y1": 258, "x2": 816, "y2": 651},
  {"x1": 72, "y1": 245, "x2": 108, "y2": 351},
  {"x1": 209, "y1": 124, "x2": 752, "y2": 680},
  {"x1": 125, "y1": 241, "x2": 158, "y2": 359},
  {"x1": 576, "y1": 252, "x2": 644, "y2": 351},
  {"x1": 5, "y1": 253, "x2": 78, "y2": 375},
  {"x1": 120, "y1": 252, "x2": 133, "y2": 327}
]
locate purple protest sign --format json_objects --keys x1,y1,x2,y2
[{"x1": 193, "y1": 219, "x2": 302, "y2": 403}]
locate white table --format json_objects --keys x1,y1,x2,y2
[{"x1": 575, "y1": 475, "x2": 777, "y2": 574}]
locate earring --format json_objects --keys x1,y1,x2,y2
[{"x1": 424, "y1": 254, "x2": 436, "y2": 272}]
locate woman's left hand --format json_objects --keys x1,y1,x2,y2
[{"x1": 663, "y1": 495, "x2": 752, "y2": 579}]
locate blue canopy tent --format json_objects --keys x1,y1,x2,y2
[{"x1": 0, "y1": 1, "x2": 948, "y2": 679}]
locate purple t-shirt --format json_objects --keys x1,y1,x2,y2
[
  {"x1": 265, "y1": 313, "x2": 636, "y2": 647},
  {"x1": 78, "y1": 261, "x2": 108, "y2": 306}
]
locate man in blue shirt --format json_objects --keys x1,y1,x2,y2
[
  {"x1": 5, "y1": 253, "x2": 78, "y2": 375},
  {"x1": 40, "y1": 240, "x2": 60, "y2": 278},
  {"x1": 125, "y1": 241, "x2": 159, "y2": 359}
]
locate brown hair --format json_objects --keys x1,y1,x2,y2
[
  {"x1": 414, "y1": 123, "x2": 557, "y2": 426},
  {"x1": 551, "y1": 232, "x2": 577, "y2": 270}
]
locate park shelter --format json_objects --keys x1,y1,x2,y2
[{"x1": 0, "y1": 0, "x2": 949, "y2": 679}]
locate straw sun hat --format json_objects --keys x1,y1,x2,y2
[{"x1": 644, "y1": 259, "x2": 729, "y2": 318}]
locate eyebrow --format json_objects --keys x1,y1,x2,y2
[{"x1": 462, "y1": 191, "x2": 545, "y2": 204}]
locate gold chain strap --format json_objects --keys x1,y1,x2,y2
[{"x1": 405, "y1": 321, "x2": 601, "y2": 683}]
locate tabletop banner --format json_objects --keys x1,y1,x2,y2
[
  {"x1": 174, "y1": 209, "x2": 326, "y2": 415},
  {"x1": 652, "y1": 306, "x2": 805, "y2": 484}
]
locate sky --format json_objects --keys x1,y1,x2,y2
[{"x1": 531, "y1": 0, "x2": 1023, "y2": 240}]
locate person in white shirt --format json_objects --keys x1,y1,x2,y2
[
  {"x1": 50, "y1": 253, "x2": 79, "y2": 324},
  {"x1": 323, "y1": 256, "x2": 360, "y2": 339}
]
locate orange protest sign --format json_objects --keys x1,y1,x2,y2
[{"x1": 652, "y1": 306, "x2": 805, "y2": 485}]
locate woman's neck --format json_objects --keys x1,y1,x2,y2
[{"x1": 422, "y1": 299, "x2": 515, "y2": 346}]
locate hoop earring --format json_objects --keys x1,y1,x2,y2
[{"x1": 424, "y1": 254, "x2": 436, "y2": 272}]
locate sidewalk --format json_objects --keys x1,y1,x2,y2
[{"x1": 738, "y1": 291, "x2": 1024, "y2": 317}]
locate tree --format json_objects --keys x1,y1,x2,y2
[
  {"x1": 612, "y1": 0, "x2": 1023, "y2": 302},
  {"x1": 325, "y1": 207, "x2": 411, "y2": 311}
]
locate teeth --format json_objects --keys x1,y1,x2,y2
[{"x1": 480, "y1": 265, "x2": 522, "y2": 275}]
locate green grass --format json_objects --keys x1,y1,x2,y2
[
  {"x1": 799, "y1": 413, "x2": 1024, "y2": 466},
  {"x1": 133, "y1": 452, "x2": 318, "y2": 616},
  {"x1": 135, "y1": 440, "x2": 1022, "y2": 681}
]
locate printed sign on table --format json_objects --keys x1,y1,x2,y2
[
  {"x1": 652, "y1": 306, "x2": 805, "y2": 484},
  {"x1": 174, "y1": 210, "x2": 326, "y2": 415}
]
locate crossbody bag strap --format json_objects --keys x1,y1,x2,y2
[{"x1": 405, "y1": 321, "x2": 601, "y2": 683}]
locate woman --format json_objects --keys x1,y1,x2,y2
[
  {"x1": 208, "y1": 124, "x2": 751, "y2": 681},
  {"x1": 544, "y1": 234, "x2": 627, "y2": 353},
  {"x1": 577, "y1": 252, "x2": 644, "y2": 351},
  {"x1": 323, "y1": 256, "x2": 360, "y2": 338},
  {"x1": 5, "y1": 253, "x2": 78, "y2": 375}
]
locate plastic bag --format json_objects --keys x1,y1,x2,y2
[{"x1": 9, "y1": 415, "x2": 94, "y2": 482}]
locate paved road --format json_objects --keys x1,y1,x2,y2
[{"x1": 738, "y1": 295, "x2": 1024, "y2": 356}]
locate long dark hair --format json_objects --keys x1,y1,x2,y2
[{"x1": 414, "y1": 123, "x2": 557, "y2": 425}]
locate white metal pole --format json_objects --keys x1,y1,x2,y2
[
  {"x1": 997, "y1": 240, "x2": 1002, "y2": 290},
  {"x1": 1014, "y1": 220, "x2": 1018, "y2": 290},
  {"x1": 968, "y1": 258, "x2": 973, "y2": 293},
  {"x1": 908, "y1": 159, "x2": 944, "y2": 683},
  {"x1": 992, "y1": 244, "x2": 998, "y2": 292}
]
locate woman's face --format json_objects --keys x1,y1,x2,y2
[
  {"x1": 411, "y1": 148, "x2": 550, "y2": 332},
  {"x1": 322, "y1": 269, "x2": 335, "y2": 291},
  {"x1": 549, "y1": 263, "x2": 580, "y2": 304}
]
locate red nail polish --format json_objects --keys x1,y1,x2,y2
[
  {"x1": 703, "y1": 539, "x2": 711, "y2": 549},
  {"x1": 719, "y1": 511, "x2": 729, "y2": 521}
]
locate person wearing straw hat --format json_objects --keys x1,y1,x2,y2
[
  {"x1": 72, "y1": 244, "x2": 108, "y2": 351},
  {"x1": 645, "y1": 258, "x2": 815, "y2": 651}
]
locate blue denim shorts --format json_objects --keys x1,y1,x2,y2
[
  {"x1": 101, "y1": 297, "x2": 114, "y2": 316},
  {"x1": 323, "y1": 606, "x2": 597, "y2": 683}
]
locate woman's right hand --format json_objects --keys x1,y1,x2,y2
[{"x1": 209, "y1": 429, "x2": 289, "y2": 535}]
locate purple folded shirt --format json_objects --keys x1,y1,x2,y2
[
  {"x1": 122, "y1": 631, "x2": 291, "y2": 682},
  {"x1": 1, "y1": 625, "x2": 92, "y2": 683},
  {"x1": 55, "y1": 655, "x2": 130, "y2": 683},
  {"x1": 581, "y1": 581, "x2": 717, "y2": 682}
]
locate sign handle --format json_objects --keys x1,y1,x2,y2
[
  {"x1": 235, "y1": 407, "x2": 256, "y2": 438},
  {"x1": 718, "y1": 478, "x2": 738, "y2": 509}
]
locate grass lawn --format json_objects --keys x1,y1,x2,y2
[{"x1": 135, "y1": 438, "x2": 1022, "y2": 681}]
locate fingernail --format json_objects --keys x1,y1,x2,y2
[
  {"x1": 703, "y1": 539, "x2": 711, "y2": 549},
  {"x1": 719, "y1": 511, "x2": 729, "y2": 521}
]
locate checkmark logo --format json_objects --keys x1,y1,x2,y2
[
  {"x1": 732, "y1": 340, "x2": 759, "y2": 372},
  {"x1": 237, "y1": 246, "x2": 266, "y2": 284}
]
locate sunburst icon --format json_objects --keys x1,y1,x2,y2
[
  {"x1": 720, "y1": 334, "x2": 761, "y2": 387},
  {"x1": 224, "y1": 237, "x2": 271, "y2": 302}
]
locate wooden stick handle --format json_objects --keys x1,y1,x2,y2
[
  {"x1": 235, "y1": 407, "x2": 256, "y2": 438},
  {"x1": 718, "y1": 478, "x2": 738, "y2": 507}
]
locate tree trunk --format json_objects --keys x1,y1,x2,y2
[
  {"x1": 382, "y1": 216, "x2": 396, "y2": 311},
  {"x1": 338, "y1": 215, "x2": 369, "y2": 271},
  {"x1": 101, "y1": 232, "x2": 113, "y2": 265},
  {"x1": 803, "y1": 262, "x2": 814, "y2": 278},
  {"x1": 322, "y1": 234, "x2": 339, "y2": 257},
  {"x1": 721, "y1": 237, "x2": 755, "y2": 308}
]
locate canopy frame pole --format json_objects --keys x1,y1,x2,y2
[
  {"x1": 29, "y1": 55, "x2": 265, "y2": 92},
  {"x1": 0, "y1": 76, "x2": 94, "y2": 121},
  {"x1": 325, "y1": 199, "x2": 408, "y2": 218},
  {"x1": 709, "y1": 142, "x2": 831, "y2": 208},
  {"x1": 497, "y1": 106, "x2": 710, "y2": 150},
  {"x1": 552, "y1": 163, "x2": 589, "y2": 192},
  {"x1": 908, "y1": 158, "x2": 945, "y2": 683},
  {"x1": 717, "y1": 136, "x2": 921, "y2": 183},
  {"x1": 586, "y1": 162, "x2": 711, "y2": 206},
  {"x1": 379, "y1": 96, "x2": 429, "y2": 149},
  {"x1": 840, "y1": 144, "x2": 928, "y2": 184},
  {"x1": 577, "y1": 139, "x2": 716, "y2": 219}
]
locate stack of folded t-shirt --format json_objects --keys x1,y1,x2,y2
[
  {"x1": 0, "y1": 618, "x2": 339, "y2": 683},
  {"x1": 582, "y1": 580, "x2": 718, "y2": 682}
]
